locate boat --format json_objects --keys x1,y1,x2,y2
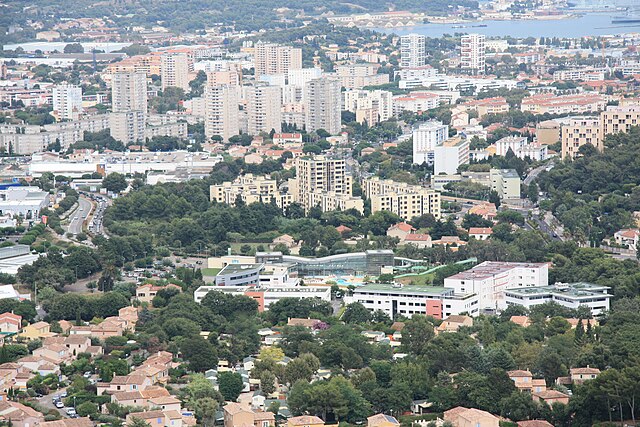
[{"x1": 612, "y1": 17, "x2": 640, "y2": 24}]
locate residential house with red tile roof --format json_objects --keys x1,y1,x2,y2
[{"x1": 0, "y1": 313, "x2": 21, "y2": 333}]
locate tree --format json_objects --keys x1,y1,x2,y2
[
  {"x1": 534, "y1": 348, "x2": 567, "y2": 385},
  {"x1": 402, "y1": 315, "x2": 435, "y2": 355},
  {"x1": 103, "y1": 173, "x2": 128, "y2": 193},
  {"x1": 184, "y1": 374, "x2": 223, "y2": 408},
  {"x1": 260, "y1": 370, "x2": 276, "y2": 395},
  {"x1": 285, "y1": 353, "x2": 321, "y2": 384},
  {"x1": 259, "y1": 346, "x2": 285, "y2": 363},
  {"x1": 63, "y1": 43, "x2": 84, "y2": 53},
  {"x1": 342, "y1": 302, "x2": 371, "y2": 324},
  {"x1": 127, "y1": 417, "x2": 151, "y2": 427},
  {"x1": 181, "y1": 337, "x2": 218, "y2": 372},
  {"x1": 500, "y1": 391, "x2": 537, "y2": 421},
  {"x1": 194, "y1": 397, "x2": 219, "y2": 427},
  {"x1": 76, "y1": 401, "x2": 97, "y2": 417},
  {"x1": 218, "y1": 371, "x2": 243, "y2": 402}
]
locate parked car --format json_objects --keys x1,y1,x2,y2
[{"x1": 55, "y1": 401, "x2": 64, "y2": 409}]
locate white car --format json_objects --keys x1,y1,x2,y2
[
  {"x1": 55, "y1": 401, "x2": 64, "y2": 409},
  {"x1": 66, "y1": 408, "x2": 76, "y2": 416}
]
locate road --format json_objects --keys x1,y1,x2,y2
[
  {"x1": 36, "y1": 387, "x2": 72, "y2": 419},
  {"x1": 67, "y1": 198, "x2": 92, "y2": 235},
  {"x1": 524, "y1": 161, "x2": 554, "y2": 186}
]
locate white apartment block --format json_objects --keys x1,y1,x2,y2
[
  {"x1": 254, "y1": 42, "x2": 302, "y2": 79},
  {"x1": 400, "y1": 75, "x2": 518, "y2": 92},
  {"x1": 204, "y1": 83, "x2": 239, "y2": 141},
  {"x1": 412, "y1": 121, "x2": 449, "y2": 165},
  {"x1": 460, "y1": 34, "x2": 486, "y2": 75},
  {"x1": 0, "y1": 115, "x2": 110, "y2": 154},
  {"x1": 304, "y1": 77, "x2": 342, "y2": 135},
  {"x1": 400, "y1": 34, "x2": 426, "y2": 68},
  {"x1": 504, "y1": 282, "x2": 611, "y2": 316},
  {"x1": 52, "y1": 84, "x2": 83, "y2": 121},
  {"x1": 335, "y1": 63, "x2": 389, "y2": 89},
  {"x1": 615, "y1": 60, "x2": 640, "y2": 76},
  {"x1": 494, "y1": 136, "x2": 549, "y2": 161},
  {"x1": 161, "y1": 52, "x2": 194, "y2": 91},
  {"x1": 362, "y1": 177, "x2": 441, "y2": 220},
  {"x1": 343, "y1": 90, "x2": 393, "y2": 123},
  {"x1": 444, "y1": 261, "x2": 549, "y2": 311},
  {"x1": 434, "y1": 136, "x2": 469, "y2": 175},
  {"x1": 495, "y1": 135, "x2": 528, "y2": 156},
  {"x1": 396, "y1": 66, "x2": 438, "y2": 82},
  {"x1": 286, "y1": 68, "x2": 323, "y2": 102},
  {"x1": 552, "y1": 68, "x2": 606, "y2": 82},
  {"x1": 110, "y1": 111, "x2": 146, "y2": 145},
  {"x1": 345, "y1": 283, "x2": 479, "y2": 320},
  {"x1": 245, "y1": 84, "x2": 282, "y2": 136},
  {"x1": 490, "y1": 168, "x2": 521, "y2": 200},
  {"x1": 393, "y1": 92, "x2": 440, "y2": 115},
  {"x1": 111, "y1": 72, "x2": 148, "y2": 113}
]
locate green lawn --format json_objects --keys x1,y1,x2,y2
[
  {"x1": 229, "y1": 242, "x2": 267, "y2": 253},
  {"x1": 201, "y1": 268, "x2": 221, "y2": 277}
]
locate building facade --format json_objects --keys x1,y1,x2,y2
[
  {"x1": 560, "y1": 116, "x2": 602, "y2": 159},
  {"x1": 444, "y1": 261, "x2": 549, "y2": 311},
  {"x1": 204, "y1": 82, "x2": 239, "y2": 141},
  {"x1": 504, "y1": 282, "x2": 611, "y2": 316},
  {"x1": 434, "y1": 136, "x2": 469, "y2": 175},
  {"x1": 111, "y1": 72, "x2": 148, "y2": 113},
  {"x1": 400, "y1": 34, "x2": 426, "y2": 68},
  {"x1": 412, "y1": 121, "x2": 449, "y2": 165},
  {"x1": 460, "y1": 34, "x2": 486, "y2": 75},
  {"x1": 110, "y1": 111, "x2": 146, "y2": 145},
  {"x1": 304, "y1": 77, "x2": 342, "y2": 135},
  {"x1": 245, "y1": 84, "x2": 282, "y2": 136},
  {"x1": 254, "y1": 43, "x2": 302, "y2": 79},
  {"x1": 362, "y1": 177, "x2": 441, "y2": 220},
  {"x1": 52, "y1": 84, "x2": 83, "y2": 121},
  {"x1": 161, "y1": 52, "x2": 194, "y2": 91},
  {"x1": 490, "y1": 169, "x2": 521, "y2": 200}
]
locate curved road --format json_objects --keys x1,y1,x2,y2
[{"x1": 67, "y1": 197, "x2": 92, "y2": 235}]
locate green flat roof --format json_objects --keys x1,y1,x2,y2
[{"x1": 219, "y1": 263, "x2": 263, "y2": 274}]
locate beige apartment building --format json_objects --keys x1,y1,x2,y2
[
  {"x1": 110, "y1": 111, "x2": 145, "y2": 145},
  {"x1": 209, "y1": 174, "x2": 293, "y2": 209},
  {"x1": 111, "y1": 72, "x2": 148, "y2": 113},
  {"x1": 304, "y1": 77, "x2": 342, "y2": 135},
  {"x1": 362, "y1": 177, "x2": 441, "y2": 221},
  {"x1": 209, "y1": 167, "x2": 361, "y2": 213},
  {"x1": 489, "y1": 169, "x2": 521, "y2": 200},
  {"x1": 160, "y1": 52, "x2": 194, "y2": 91},
  {"x1": 334, "y1": 63, "x2": 389, "y2": 89},
  {"x1": 254, "y1": 42, "x2": 302, "y2": 78},
  {"x1": 560, "y1": 116, "x2": 602, "y2": 159},
  {"x1": 288, "y1": 156, "x2": 363, "y2": 213},
  {"x1": 204, "y1": 82, "x2": 239, "y2": 142},
  {"x1": 600, "y1": 105, "x2": 640, "y2": 137},
  {"x1": 521, "y1": 93, "x2": 606, "y2": 115},
  {"x1": 245, "y1": 84, "x2": 282, "y2": 136}
]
